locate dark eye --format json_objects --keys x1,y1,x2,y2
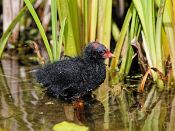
[{"x1": 98, "y1": 50, "x2": 105, "y2": 54}]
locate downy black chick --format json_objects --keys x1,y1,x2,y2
[{"x1": 36, "y1": 42, "x2": 113, "y2": 101}]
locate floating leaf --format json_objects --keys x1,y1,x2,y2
[{"x1": 53, "y1": 121, "x2": 89, "y2": 131}]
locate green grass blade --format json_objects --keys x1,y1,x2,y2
[
  {"x1": 111, "y1": 21, "x2": 120, "y2": 42},
  {"x1": 51, "y1": 0, "x2": 58, "y2": 61},
  {"x1": 163, "y1": 0, "x2": 175, "y2": 78},
  {"x1": 102, "y1": 0, "x2": 112, "y2": 47},
  {"x1": 141, "y1": 31, "x2": 153, "y2": 67},
  {"x1": 110, "y1": 3, "x2": 133, "y2": 70},
  {"x1": 57, "y1": 17, "x2": 66, "y2": 60},
  {"x1": 23, "y1": 0, "x2": 53, "y2": 62},
  {"x1": 84, "y1": 0, "x2": 88, "y2": 44},
  {"x1": 155, "y1": 0, "x2": 165, "y2": 74},
  {"x1": 69, "y1": 0, "x2": 81, "y2": 54},
  {"x1": 119, "y1": 31, "x2": 129, "y2": 76},
  {"x1": 130, "y1": 8, "x2": 136, "y2": 38},
  {"x1": 0, "y1": 34, "x2": 11, "y2": 57},
  {"x1": 132, "y1": 0, "x2": 146, "y2": 34},
  {"x1": 133, "y1": 0, "x2": 157, "y2": 67},
  {"x1": 147, "y1": 0, "x2": 156, "y2": 66},
  {"x1": 77, "y1": 0, "x2": 85, "y2": 47},
  {"x1": 57, "y1": 0, "x2": 80, "y2": 57},
  {"x1": 89, "y1": 0, "x2": 98, "y2": 41},
  {"x1": 124, "y1": 8, "x2": 137, "y2": 75}
]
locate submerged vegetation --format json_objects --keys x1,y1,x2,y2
[{"x1": 0, "y1": 0, "x2": 175, "y2": 130}]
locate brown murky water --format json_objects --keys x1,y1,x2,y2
[{"x1": 0, "y1": 58, "x2": 175, "y2": 131}]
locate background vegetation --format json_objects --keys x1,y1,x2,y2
[
  {"x1": 0, "y1": 0, "x2": 175, "y2": 106},
  {"x1": 0, "y1": 0, "x2": 175, "y2": 130}
]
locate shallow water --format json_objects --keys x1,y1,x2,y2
[{"x1": 0, "y1": 59, "x2": 175, "y2": 131}]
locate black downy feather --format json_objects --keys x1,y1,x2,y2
[{"x1": 36, "y1": 42, "x2": 111, "y2": 101}]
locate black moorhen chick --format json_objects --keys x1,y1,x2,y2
[{"x1": 36, "y1": 42, "x2": 113, "y2": 101}]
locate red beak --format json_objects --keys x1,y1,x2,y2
[{"x1": 103, "y1": 50, "x2": 114, "y2": 58}]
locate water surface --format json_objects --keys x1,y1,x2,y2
[{"x1": 0, "y1": 59, "x2": 175, "y2": 131}]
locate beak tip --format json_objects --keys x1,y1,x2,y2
[{"x1": 103, "y1": 51, "x2": 115, "y2": 58}]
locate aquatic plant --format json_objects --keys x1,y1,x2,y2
[{"x1": 110, "y1": 0, "x2": 175, "y2": 89}]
